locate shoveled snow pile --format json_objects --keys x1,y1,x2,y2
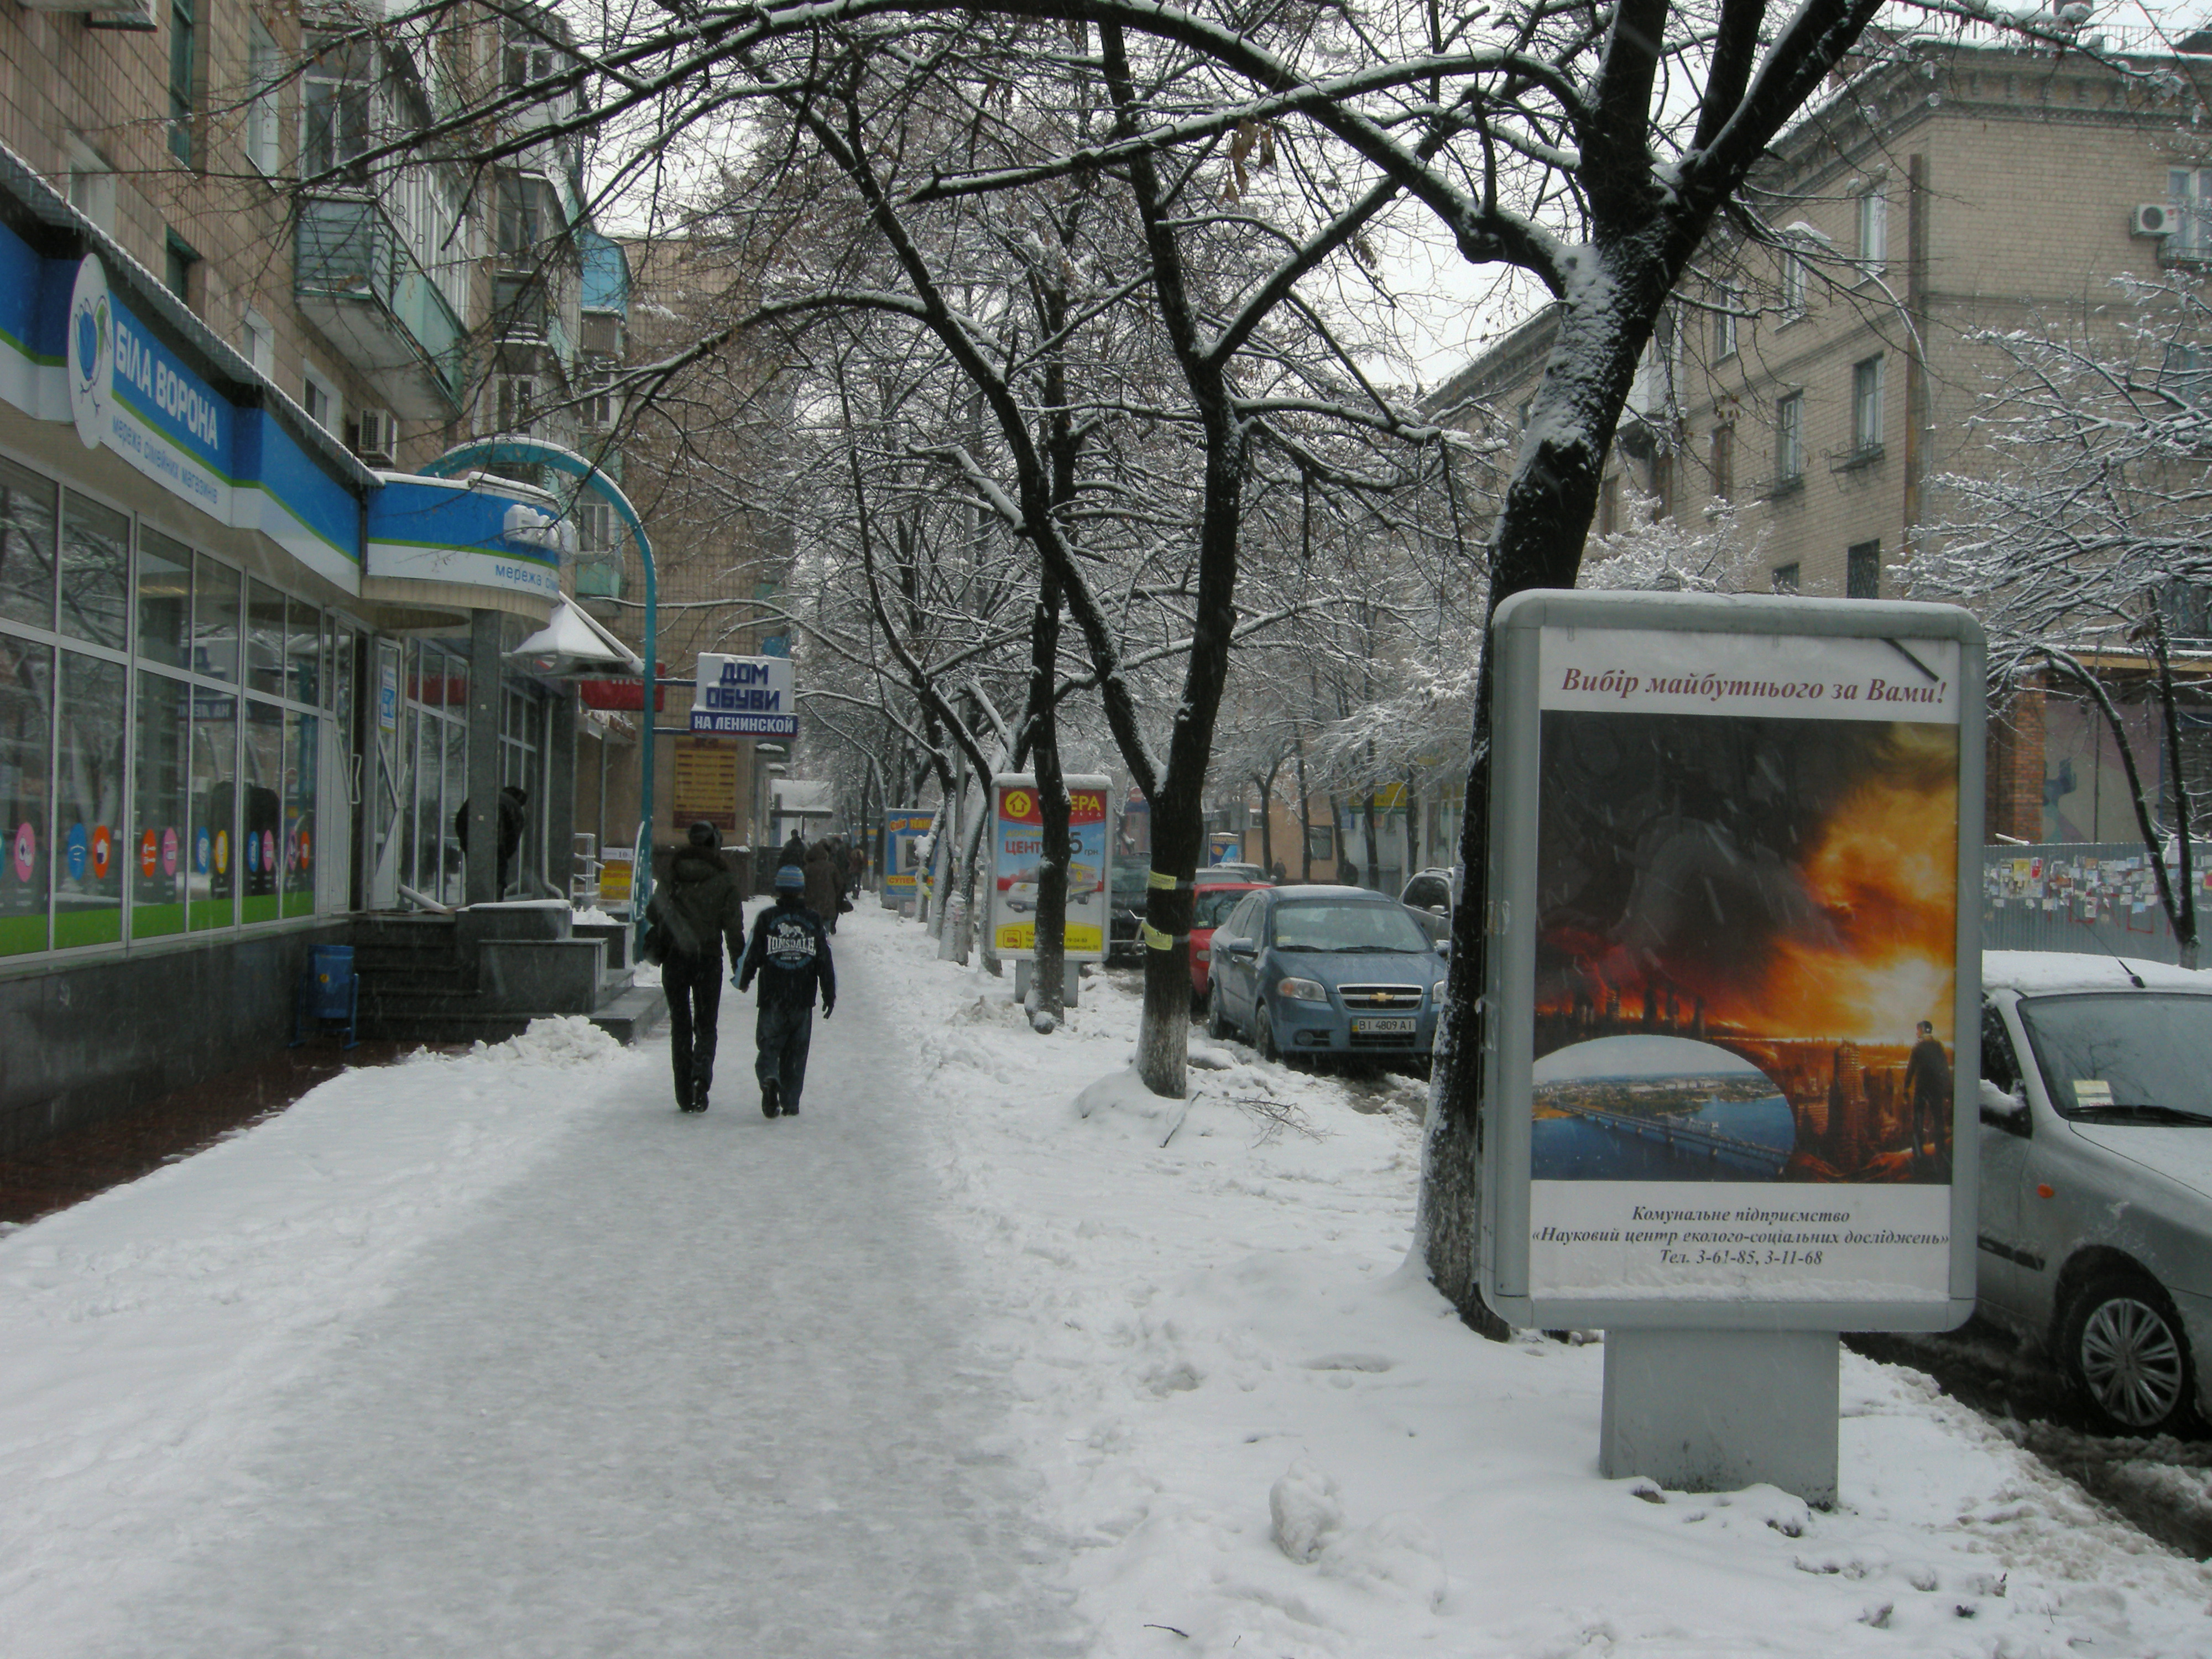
[
  {"x1": 860, "y1": 910, "x2": 2212, "y2": 1658},
  {"x1": 461, "y1": 1013, "x2": 623, "y2": 1067}
]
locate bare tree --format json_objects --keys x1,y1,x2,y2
[{"x1": 1908, "y1": 273, "x2": 2212, "y2": 965}]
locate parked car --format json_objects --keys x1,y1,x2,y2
[
  {"x1": 1207, "y1": 860, "x2": 1269, "y2": 883},
  {"x1": 1108, "y1": 859, "x2": 1150, "y2": 963},
  {"x1": 1399, "y1": 867, "x2": 1456, "y2": 912},
  {"x1": 1188, "y1": 879, "x2": 1268, "y2": 1007},
  {"x1": 1204, "y1": 884, "x2": 1447, "y2": 1068},
  {"x1": 1977, "y1": 950, "x2": 2212, "y2": 1434}
]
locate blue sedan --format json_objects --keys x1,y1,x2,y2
[{"x1": 1205, "y1": 885, "x2": 1448, "y2": 1068}]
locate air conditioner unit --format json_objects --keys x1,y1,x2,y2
[
  {"x1": 2133, "y1": 202, "x2": 2179, "y2": 238},
  {"x1": 354, "y1": 408, "x2": 398, "y2": 468}
]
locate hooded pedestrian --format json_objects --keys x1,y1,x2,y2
[
  {"x1": 645, "y1": 822, "x2": 748, "y2": 1113},
  {"x1": 736, "y1": 863, "x2": 836, "y2": 1119},
  {"x1": 805, "y1": 838, "x2": 841, "y2": 933}
]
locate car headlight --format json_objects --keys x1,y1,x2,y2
[{"x1": 1276, "y1": 976, "x2": 1328, "y2": 1003}]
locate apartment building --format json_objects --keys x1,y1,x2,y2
[
  {"x1": 0, "y1": 0, "x2": 649, "y2": 1149},
  {"x1": 1427, "y1": 35, "x2": 2212, "y2": 842}
]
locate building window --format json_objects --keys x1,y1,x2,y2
[
  {"x1": 302, "y1": 36, "x2": 372, "y2": 180},
  {"x1": 1710, "y1": 424, "x2": 1734, "y2": 502},
  {"x1": 2170, "y1": 168, "x2": 2212, "y2": 260},
  {"x1": 1306, "y1": 823, "x2": 1333, "y2": 862},
  {"x1": 1780, "y1": 249, "x2": 1808, "y2": 317},
  {"x1": 1712, "y1": 284, "x2": 1738, "y2": 361},
  {"x1": 64, "y1": 138, "x2": 116, "y2": 235},
  {"x1": 1774, "y1": 391, "x2": 1804, "y2": 484},
  {"x1": 503, "y1": 21, "x2": 568, "y2": 91},
  {"x1": 1852, "y1": 356, "x2": 1884, "y2": 454},
  {"x1": 302, "y1": 369, "x2": 338, "y2": 432},
  {"x1": 1856, "y1": 184, "x2": 1886, "y2": 275},
  {"x1": 2161, "y1": 343, "x2": 2210, "y2": 406},
  {"x1": 1599, "y1": 473, "x2": 1620, "y2": 536},
  {"x1": 582, "y1": 367, "x2": 618, "y2": 430},
  {"x1": 164, "y1": 234, "x2": 197, "y2": 306},
  {"x1": 168, "y1": 0, "x2": 196, "y2": 165},
  {"x1": 1847, "y1": 540, "x2": 1881, "y2": 599},
  {"x1": 238, "y1": 309, "x2": 273, "y2": 376},
  {"x1": 248, "y1": 19, "x2": 283, "y2": 176},
  {"x1": 496, "y1": 375, "x2": 537, "y2": 433},
  {"x1": 1772, "y1": 562, "x2": 1801, "y2": 594}
]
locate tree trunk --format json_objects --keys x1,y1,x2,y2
[
  {"x1": 1419, "y1": 289, "x2": 1665, "y2": 1328},
  {"x1": 1030, "y1": 573, "x2": 1072, "y2": 1025}
]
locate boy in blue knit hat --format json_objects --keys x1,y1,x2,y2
[{"x1": 735, "y1": 863, "x2": 837, "y2": 1118}]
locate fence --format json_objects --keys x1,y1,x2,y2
[{"x1": 1981, "y1": 842, "x2": 2212, "y2": 966}]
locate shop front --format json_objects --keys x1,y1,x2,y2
[{"x1": 0, "y1": 162, "x2": 599, "y2": 1151}]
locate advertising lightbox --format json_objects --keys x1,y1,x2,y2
[
  {"x1": 988, "y1": 775, "x2": 1110, "y2": 959},
  {"x1": 1479, "y1": 592, "x2": 1983, "y2": 1333},
  {"x1": 883, "y1": 809, "x2": 932, "y2": 900}
]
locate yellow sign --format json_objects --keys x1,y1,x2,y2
[
  {"x1": 671, "y1": 736, "x2": 739, "y2": 831},
  {"x1": 1004, "y1": 788, "x2": 1034, "y2": 818},
  {"x1": 599, "y1": 849, "x2": 634, "y2": 904},
  {"x1": 993, "y1": 922, "x2": 1104, "y2": 954}
]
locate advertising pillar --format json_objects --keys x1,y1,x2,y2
[
  {"x1": 988, "y1": 776, "x2": 1110, "y2": 972},
  {"x1": 1479, "y1": 591, "x2": 1984, "y2": 1504}
]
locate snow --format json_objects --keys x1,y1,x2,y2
[{"x1": 4, "y1": 910, "x2": 2212, "y2": 1654}]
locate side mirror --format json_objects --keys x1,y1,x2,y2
[
  {"x1": 1224, "y1": 939, "x2": 1257, "y2": 959},
  {"x1": 1978, "y1": 1078, "x2": 2028, "y2": 1127},
  {"x1": 1435, "y1": 938, "x2": 1452, "y2": 956}
]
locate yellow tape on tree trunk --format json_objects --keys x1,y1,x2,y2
[
  {"x1": 1141, "y1": 921, "x2": 1176, "y2": 950},
  {"x1": 1147, "y1": 869, "x2": 1192, "y2": 891}
]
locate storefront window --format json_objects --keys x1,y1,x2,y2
[
  {"x1": 194, "y1": 553, "x2": 239, "y2": 684},
  {"x1": 241, "y1": 696, "x2": 284, "y2": 923},
  {"x1": 442, "y1": 703, "x2": 468, "y2": 905},
  {"x1": 287, "y1": 596, "x2": 320, "y2": 707},
  {"x1": 138, "y1": 529, "x2": 192, "y2": 669},
  {"x1": 55, "y1": 651, "x2": 126, "y2": 947},
  {"x1": 246, "y1": 579, "x2": 286, "y2": 698},
  {"x1": 190, "y1": 684, "x2": 238, "y2": 930},
  {"x1": 0, "y1": 456, "x2": 56, "y2": 633},
  {"x1": 284, "y1": 707, "x2": 317, "y2": 918},
  {"x1": 0, "y1": 636, "x2": 53, "y2": 955},
  {"x1": 133, "y1": 671, "x2": 190, "y2": 938},
  {"x1": 409, "y1": 707, "x2": 442, "y2": 900},
  {"x1": 59, "y1": 491, "x2": 129, "y2": 651}
]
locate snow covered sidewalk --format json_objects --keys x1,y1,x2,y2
[
  {"x1": 6, "y1": 902, "x2": 2212, "y2": 1657},
  {"x1": 0, "y1": 936, "x2": 1078, "y2": 1657}
]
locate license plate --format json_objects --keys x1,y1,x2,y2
[{"x1": 1352, "y1": 1016, "x2": 1416, "y2": 1034}]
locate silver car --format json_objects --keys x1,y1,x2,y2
[{"x1": 1978, "y1": 950, "x2": 2212, "y2": 1434}]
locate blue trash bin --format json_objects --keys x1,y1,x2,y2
[{"x1": 292, "y1": 945, "x2": 359, "y2": 1048}]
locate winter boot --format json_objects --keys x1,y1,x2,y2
[
  {"x1": 761, "y1": 1079, "x2": 780, "y2": 1119},
  {"x1": 780, "y1": 1094, "x2": 798, "y2": 1118},
  {"x1": 691, "y1": 1078, "x2": 711, "y2": 1114}
]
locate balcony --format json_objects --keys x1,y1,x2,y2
[
  {"x1": 572, "y1": 553, "x2": 623, "y2": 622},
  {"x1": 296, "y1": 192, "x2": 467, "y2": 419}
]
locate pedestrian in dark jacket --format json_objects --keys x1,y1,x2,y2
[
  {"x1": 735, "y1": 864, "x2": 836, "y2": 1118},
  {"x1": 646, "y1": 822, "x2": 748, "y2": 1113},
  {"x1": 780, "y1": 830, "x2": 808, "y2": 872},
  {"x1": 456, "y1": 784, "x2": 528, "y2": 898},
  {"x1": 804, "y1": 838, "x2": 841, "y2": 933}
]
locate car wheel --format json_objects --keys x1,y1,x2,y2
[
  {"x1": 1255, "y1": 1007, "x2": 1288, "y2": 1067},
  {"x1": 2062, "y1": 1271, "x2": 2197, "y2": 1434},
  {"x1": 1207, "y1": 982, "x2": 1232, "y2": 1041}
]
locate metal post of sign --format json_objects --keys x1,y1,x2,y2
[{"x1": 420, "y1": 438, "x2": 656, "y2": 952}]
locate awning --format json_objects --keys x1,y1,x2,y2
[{"x1": 508, "y1": 596, "x2": 644, "y2": 679}]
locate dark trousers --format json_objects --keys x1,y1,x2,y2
[
  {"x1": 755, "y1": 998, "x2": 815, "y2": 1110},
  {"x1": 665, "y1": 954, "x2": 724, "y2": 1105}
]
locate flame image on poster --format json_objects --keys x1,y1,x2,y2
[{"x1": 1533, "y1": 685, "x2": 1959, "y2": 1188}]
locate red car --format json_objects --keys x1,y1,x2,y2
[{"x1": 1190, "y1": 880, "x2": 1268, "y2": 1006}]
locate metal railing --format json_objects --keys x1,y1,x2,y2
[{"x1": 295, "y1": 192, "x2": 467, "y2": 409}]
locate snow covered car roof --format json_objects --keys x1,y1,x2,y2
[{"x1": 1984, "y1": 949, "x2": 2212, "y2": 996}]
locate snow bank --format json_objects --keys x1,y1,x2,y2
[{"x1": 849, "y1": 907, "x2": 2212, "y2": 1658}]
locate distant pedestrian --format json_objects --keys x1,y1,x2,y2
[
  {"x1": 645, "y1": 822, "x2": 748, "y2": 1113},
  {"x1": 737, "y1": 864, "x2": 836, "y2": 1119},
  {"x1": 805, "y1": 838, "x2": 841, "y2": 933},
  {"x1": 456, "y1": 784, "x2": 528, "y2": 898},
  {"x1": 780, "y1": 829, "x2": 807, "y2": 870},
  {"x1": 847, "y1": 842, "x2": 866, "y2": 897},
  {"x1": 1903, "y1": 1019, "x2": 1951, "y2": 1170}
]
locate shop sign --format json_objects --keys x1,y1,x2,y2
[
  {"x1": 690, "y1": 653, "x2": 795, "y2": 736},
  {"x1": 1479, "y1": 591, "x2": 1984, "y2": 1334},
  {"x1": 365, "y1": 476, "x2": 567, "y2": 598}
]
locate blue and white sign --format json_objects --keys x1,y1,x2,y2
[
  {"x1": 66, "y1": 255, "x2": 113, "y2": 450},
  {"x1": 691, "y1": 653, "x2": 796, "y2": 736},
  {"x1": 365, "y1": 474, "x2": 568, "y2": 598}
]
